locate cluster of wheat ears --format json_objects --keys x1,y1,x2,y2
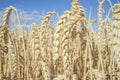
[{"x1": 0, "y1": 0, "x2": 120, "y2": 80}]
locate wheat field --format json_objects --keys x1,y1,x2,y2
[{"x1": 0, "y1": 0, "x2": 120, "y2": 80}]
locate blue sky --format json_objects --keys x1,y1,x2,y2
[{"x1": 0, "y1": 0, "x2": 119, "y2": 30}]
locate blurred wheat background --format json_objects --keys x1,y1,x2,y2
[{"x1": 0, "y1": 0, "x2": 120, "y2": 80}]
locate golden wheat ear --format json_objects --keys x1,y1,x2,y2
[
  {"x1": 2, "y1": 6, "x2": 15, "y2": 27},
  {"x1": 1, "y1": 6, "x2": 16, "y2": 45},
  {"x1": 40, "y1": 11, "x2": 58, "y2": 80},
  {"x1": 112, "y1": 3, "x2": 120, "y2": 69},
  {"x1": 0, "y1": 7, "x2": 16, "y2": 79}
]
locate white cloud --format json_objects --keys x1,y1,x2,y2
[
  {"x1": 17, "y1": 9, "x2": 45, "y2": 28},
  {"x1": 32, "y1": 10, "x2": 39, "y2": 14}
]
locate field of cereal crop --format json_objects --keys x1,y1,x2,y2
[{"x1": 0, "y1": 0, "x2": 120, "y2": 80}]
